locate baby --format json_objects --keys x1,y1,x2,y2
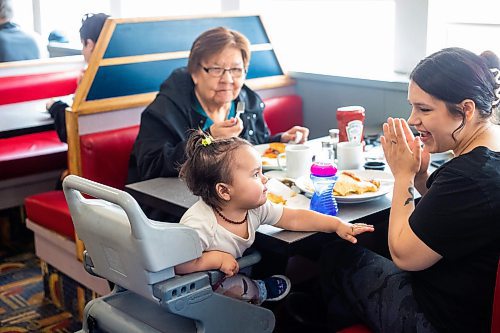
[{"x1": 175, "y1": 131, "x2": 374, "y2": 304}]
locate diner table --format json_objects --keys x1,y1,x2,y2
[
  {"x1": 0, "y1": 100, "x2": 54, "y2": 138},
  {"x1": 125, "y1": 130, "x2": 443, "y2": 283},
  {"x1": 125, "y1": 171, "x2": 394, "y2": 257},
  {"x1": 124, "y1": 136, "x2": 436, "y2": 276}
]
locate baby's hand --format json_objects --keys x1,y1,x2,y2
[
  {"x1": 219, "y1": 252, "x2": 239, "y2": 277},
  {"x1": 336, "y1": 222, "x2": 374, "y2": 244}
]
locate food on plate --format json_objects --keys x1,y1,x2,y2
[
  {"x1": 267, "y1": 192, "x2": 288, "y2": 205},
  {"x1": 262, "y1": 142, "x2": 286, "y2": 158},
  {"x1": 333, "y1": 171, "x2": 381, "y2": 196},
  {"x1": 279, "y1": 178, "x2": 295, "y2": 188}
]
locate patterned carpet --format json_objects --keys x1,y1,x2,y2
[{"x1": 0, "y1": 250, "x2": 82, "y2": 332}]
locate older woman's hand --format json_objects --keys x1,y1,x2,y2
[
  {"x1": 209, "y1": 117, "x2": 244, "y2": 139},
  {"x1": 281, "y1": 126, "x2": 309, "y2": 144},
  {"x1": 381, "y1": 118, "x2": 423, "y2": 178}
]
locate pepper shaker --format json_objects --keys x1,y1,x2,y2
[{"x1": 328, "y1": 129, "x2": 339, "y2": 161}]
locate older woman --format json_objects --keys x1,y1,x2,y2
[
  {"x1": 128, "y1": 27, "x2": 308, "y2": 182},
  {"x1": 321, "y1": 48, "x2": 500, "y2": 333}
]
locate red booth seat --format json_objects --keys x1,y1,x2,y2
[
  {"x1": 0, "y1": 130, "x2": 67, "y2": 180},
  {"x1": 0, "y1": 70, "x2": 80, "y2": 106},
  {"x1": 264, "y1": 94, "x2": 303, "y2": 135},
  {"x1": 24, "y1": 190, "x2": 73, "y2": 239},
  {"x1": 25, "y1": 126, "x2": 140, "y2": 240},
  {"x1": 0, "y1": 69, "x2": 80, "y2": 209}
]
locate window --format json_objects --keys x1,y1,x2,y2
[
  {"x1": 119, "y1": 0, "x2": 221, "y2": 17},
  {"x1": 427, "y1": 0, "x2": 500, "y2": 57},
  {"x1": 240, "y1": 0, "x2": 395, "y2": 76},
  {"x1": 38, "y1": 1, "x2": 111, "y2": 45}
]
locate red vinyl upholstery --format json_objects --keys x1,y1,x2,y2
[
  {"x1": 0, "y1": 71, "x2": 79, "y2": 105},
  {"x1": 25, "y1": 190, "x2": 74, "y2": 240},
  {"x1": 263, "y1": 94, "x2": 303, "y2": 135},
  {"x1": 25, "y1": 126, "x2": 139, "y2": 240},
  {"x1": 80, "y1": 126, "x2": 139, "y2": 189},
  {"x1": 0, "y1": 70, "x2": 78, "y2": 187},
  {"x1": 0, "y1": 130, "x2": 67, "y2": 180}
]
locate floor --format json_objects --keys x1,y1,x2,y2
[
  {"x1": 0, "y1": 207, "x2": 333, "y2": 332},
  {"x1": 0, "y1": 207, "x2": 82, "y2": 332}
]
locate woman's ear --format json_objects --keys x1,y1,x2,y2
[
  {"x1": 86, "y1": 39, "x2": 95, "y2": 52},
  {"x1": 461, "y1": 99, "x2": 476, "y2": 122},
  {"x1": 215, "y1": 183, "x2": 231, "y2": 201}
]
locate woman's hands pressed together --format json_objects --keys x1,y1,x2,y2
[{"x1": 381, "y1": 118, "x2": 429, "y2": 178}]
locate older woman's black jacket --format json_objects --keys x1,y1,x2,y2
[{"x1": 127, "y1": 67, "x2": 281, "y2": 183}]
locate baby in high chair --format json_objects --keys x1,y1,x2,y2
[{"x1": 175, "y1": 130, "x2": 374, "y2": 304}]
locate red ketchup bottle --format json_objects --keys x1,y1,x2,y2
[{"x1": 336, "y1": 106, "x2": 366, "y2": 143}]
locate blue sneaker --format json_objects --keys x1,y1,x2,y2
[{"x1": 263, "y1": 275, "x2": 291, "y2": 302}]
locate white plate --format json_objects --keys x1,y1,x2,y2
[
  {"x1": 266, "y1": 178, "x2": 310, "y2": 209},
  {"x1": 254, "y1": 143, "x2": 286, "y2": 170},
  {"x1": 295, "y1": 170, "x2": 394, "y2": 204}
]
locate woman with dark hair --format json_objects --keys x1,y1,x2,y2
[
  {"x1": 321, "y1": 48, "x2": 500, "y2": 333},
  {"x1": 46, "y1": 13, "x2": 109, "y2": 143},
  {"x1": 128, "y1": 27, "x2": 309, "y2": 182}
]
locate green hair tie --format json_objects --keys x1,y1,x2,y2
[{"x1": 201, "y1": 136, "x2": 213, "y2": 146}]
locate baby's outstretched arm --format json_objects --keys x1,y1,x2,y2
[
  {"x1": 274, "y1": 207, "x2": 374, "y2": 244},
  {"x1": 175, "y1": 250, "x2": 239, "y2": 276}
]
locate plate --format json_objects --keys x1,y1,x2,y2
[
  {"x1": 266, "y1": 178, "x2": 310, "y2": 209},
  {"x1": 295, "y1": 169, "x2": 394, "y2": 204},
  {"x1": 254, "y1": 143, "x2": 286, "y2": 170}
]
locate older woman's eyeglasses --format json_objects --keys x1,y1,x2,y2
[{"x1": 202, "y1": 66, "x2": 247, "y2": 78}]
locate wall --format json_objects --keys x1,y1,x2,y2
[{"x1": 291, "y1": 72, "x2": 409, "y2": 138}]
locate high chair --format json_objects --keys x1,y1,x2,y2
[{"x1": 63, "y1": 175, "x2": 275, "y2": 333}]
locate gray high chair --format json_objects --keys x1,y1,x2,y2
[{"x1": 63, "y1": 175, "x2": 275, "y2": 333}]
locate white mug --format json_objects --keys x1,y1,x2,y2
[
  {"x1": 277, "y1": 145, "x2": 313, "y2": 179},
  {"x1": 337, "y1": 141, "x2": 364, "y2": 170}
]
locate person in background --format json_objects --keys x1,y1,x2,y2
[
  {"x1": 0, "y1": 0, "x2": 44, "y2": 62},
  {"x1": 128, "y1": 27, "x2": 309, "y2": 183},
  {"x1": 321, "y1": 47, "x2": 500, "y2": 333},
  {"x1": 48, "y1": 29, "x2": 69, "y2": 44},
  {"x1": 46, "y1": 13, "x2": 109, "y2": 143},
  {"x1": 175, "y1": 130, "x2": 373, "y2": 304}
]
